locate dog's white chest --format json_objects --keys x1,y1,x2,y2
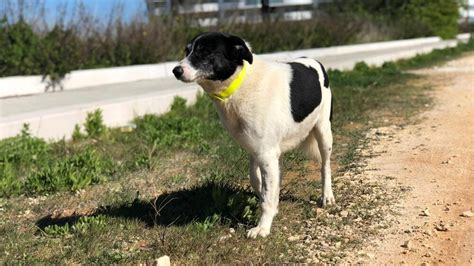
[{"x1": 215, "y1": 102, "x2": 262, "y2": 152}]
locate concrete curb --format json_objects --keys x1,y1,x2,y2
[
  {"x1": 0, "y1": 34, "x2": 469, "y2": 99},
  {"x1": 0, "y1": 87, "x2": 200, "y2": 140}
]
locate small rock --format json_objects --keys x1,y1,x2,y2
[
  {"x1": 420, "y1": 208, "x2": 430, "y2": 217},
  {"x1": 154, "y1": 255, "x2": 170, "y2": 266},
  {"x1": 420, "y1": 262, "x2": 429, "y2": 266},
  {"x1": 435, "y1": 224, "x2": 448, "y2": 232},
  {"x1": 340, "y1": 210, "x2": 349, "y2": 218},
  {"x1": 229, "y1": 228, "x2": 235, "y2": 234},
  {"x1": 288, "y1": 235, "x2": 300, "y2": 242},
  {"x1": 316, "y1": 208, "x2": 326, "y2": 216},
  {"x1": 218, "y1": 234, "x2": 232, "y2": 242},
  {"x1": 401, "y1": 240, "x2": 413, "y2": 249},
  {"x1": 460, "y1": 211, "x2": 473, "y2": 217}
]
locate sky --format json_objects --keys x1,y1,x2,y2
[
  {"x1": 2, "y1": 0, "x2": 148, "y2": 24},
  {"x1": 46, "y1": 0, "x2": 147, "y2": 22}
]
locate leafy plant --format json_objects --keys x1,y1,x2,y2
[
  {"x1": 0, "y1": 162, "x2": 22, "y2": 197},
  {"x1": 405, "y1": 0, "x2": 459, "y2": 39},
  {"x1": 25, "y1": 147, "x2": 114, "y2": 194},
  {"x1": 43, "y1": 215, "x2": 108, "y2": 237},
  {"x1": 85, "y1": 109, "x2": 107, "y2": 138},
  {"x1": 0, "y1": 124, "x2": 50, "y2": 165},
  {"x1": 0, "y1": 19, "x2": 41, "y2": 76},
  {"x1": 192, "y1": 213, "x2": 221, "y2": 232},
  {"x1": 72, "y1": 124, "x2": 84, "y2": 141},
  {"x1": 40, "y1": 25, "x2": 83, "y2": 90}
]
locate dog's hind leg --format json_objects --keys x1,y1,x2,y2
[
  {"x1": 313, "y1": 119, "x2": 335, "y2": 207},
  {"x1": 249, "y1": 156, "x2": 262, "y2": 199}
]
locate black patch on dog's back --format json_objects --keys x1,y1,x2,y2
[
  {"x1": 317, "y1": 61, "x2": 330, "y2": 88},
  {"x1": 288, "y1": 63, "x2": 322, "y2": 123}
]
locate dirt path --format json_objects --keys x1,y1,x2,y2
[{"x1": 349, "y1": 54, "x2": 474, "y2": 265}]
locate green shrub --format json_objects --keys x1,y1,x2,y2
[
  {"x1": 0, "y1": 162, "x2": 22, "y2": 197},
  {"x1": 134, "y1": 97, "x2": 206, "y2": 148},
  {"x1": 85, "y1": 109, "x2": 107, "y2": 138},
  {"x1": 0, "y1": 19, "x2": 41, "y2": 76},
  {"x1": 405, "y1": 0, "x2": 459, "y2": 39},
  {"x1": 72, "y1": 124, "x2": 84, "y2": 141},
  {"x1": 0, "y1": 1, "x2": 462, "y2": 80},
  {"x1": 0, "y1": 124, "x2": 50, "y2": 166},
  {"x1": 25, "y1": 148, "x2": 114, "y2": 193},
  {"x1": 40, "y1": 26, "x2": 83, "y2": 89},
  {"x1": 43, "y1": 215, "x2": 108, "y2": 237}
]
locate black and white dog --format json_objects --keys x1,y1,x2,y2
[{"x1": 173, "y1": 32, "x2": 334, "y2": 238}]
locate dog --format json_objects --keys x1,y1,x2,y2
[{"x1": 173, "y1": 32, "x2": 334, "y2": 238}]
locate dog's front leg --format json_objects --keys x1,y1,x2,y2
[
  {"x1": 249, "y1": 156, "x2": 262, "y2": 199},
  {"x1": 247, "y1": 151, "x2": 280, "y2": 238}
]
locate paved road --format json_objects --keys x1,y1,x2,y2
[{"x1": 0, "y1": 39, "x2": 460, "y2": 140}]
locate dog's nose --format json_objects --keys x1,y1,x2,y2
[{"x1": 173, "y1": 66, "x2": 184, "y2": 79}]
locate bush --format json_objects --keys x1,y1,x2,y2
[
  {"x1": 0, "y1": 124, "x2": 50, "y2": 166},
  {"x1": 25, "y1": 147, "x2": 113, "y2": 193},
  {"x1": 0, "y1": 19, "x2": 42, "y2": 76},
  {"x1": 405, "y1": 0, "x2": 459, "y2": 39},
  {"x1": 0, "y1": 123, "x2": 115, "y2": 196},
  {"x1": 40, "y1": 25, "x2": 83, "y2": 88},
  {"x1": 0, "y1": 0, "x2": 462, "y2": 81},
  {"x1": 84, "y1": 109, "x2": 107, "y2": 138}
]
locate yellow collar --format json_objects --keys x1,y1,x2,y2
[{"x1": 209, "y1": 61, "x2": 248, "y2": 102}]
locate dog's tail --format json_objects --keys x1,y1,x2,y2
[{"x1": 300, "y1": 132, "x2": 322, "y2": 163}]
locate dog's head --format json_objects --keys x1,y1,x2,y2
[{"x1": 173, "y1": 32, "x2": 253, "y2": 83}]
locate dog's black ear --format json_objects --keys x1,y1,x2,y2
[{"x1": 228, "y1": 35, "x2": 253, "y2": 64}]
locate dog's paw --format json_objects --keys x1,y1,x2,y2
[
  {"x1": 246, "y1": 226, "x2": 270, "y2": 239},
  {"x1": 320, "y1": 194, "x2": 336, "y2": 207}
]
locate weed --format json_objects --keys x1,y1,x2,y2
[
  {"x1": 397, "y1": 37, "x2": 474, "y2": 69},
  {"x1": 192, "y1": 214, "x2": 221, "y2": 233},
  {"x1": 72, "y1": 124, "x2": 84, "y2": 141},
  {"x1": 0, "y1": 124, "x2": 49, "y2": 165},
  {"x1": 25, "y1": 147, "x2": 114, "y2": 194},
  {"x1": 43, "y1": 215, "x2": 107, "y2": 237},
  {"x1": 84, "y1": 109, "x2": 107, "y2": 138},
  {"x1": 0, "y1": 162, "x2": 21, "y2": 197}
]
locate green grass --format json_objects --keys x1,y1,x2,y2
[
  {"x1": 0, "y1": 38, "x2": 473, "y2": 264},
  {"x1": 397, "y1": 38, "x2": 474, "y2": 69}
]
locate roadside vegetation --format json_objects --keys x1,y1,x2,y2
[
  {"x1": 0, "y1": 0, "x2": 465, "y2": 82},
  {"x1": 1, "y1": 39, "x2": 473, "y2": 264}
]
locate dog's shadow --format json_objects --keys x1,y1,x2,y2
[{"x1": 35, "y1": 182, "x2": 303, "y2": 231}]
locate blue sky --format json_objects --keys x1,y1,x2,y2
[{"x1": 35, "y1": 0, "x2": 147, "y2": 23}]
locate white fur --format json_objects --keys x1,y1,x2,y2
[
  {"x1": 197, "y1": 55, "x2": 335, "y2": 238},
  {"x1": 189, "y1": 55, "x2": 334, "y2": 238}
]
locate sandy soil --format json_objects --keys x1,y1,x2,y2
[{"x1": 351, "y1": 54, "x2": 474, "y2": 265}]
